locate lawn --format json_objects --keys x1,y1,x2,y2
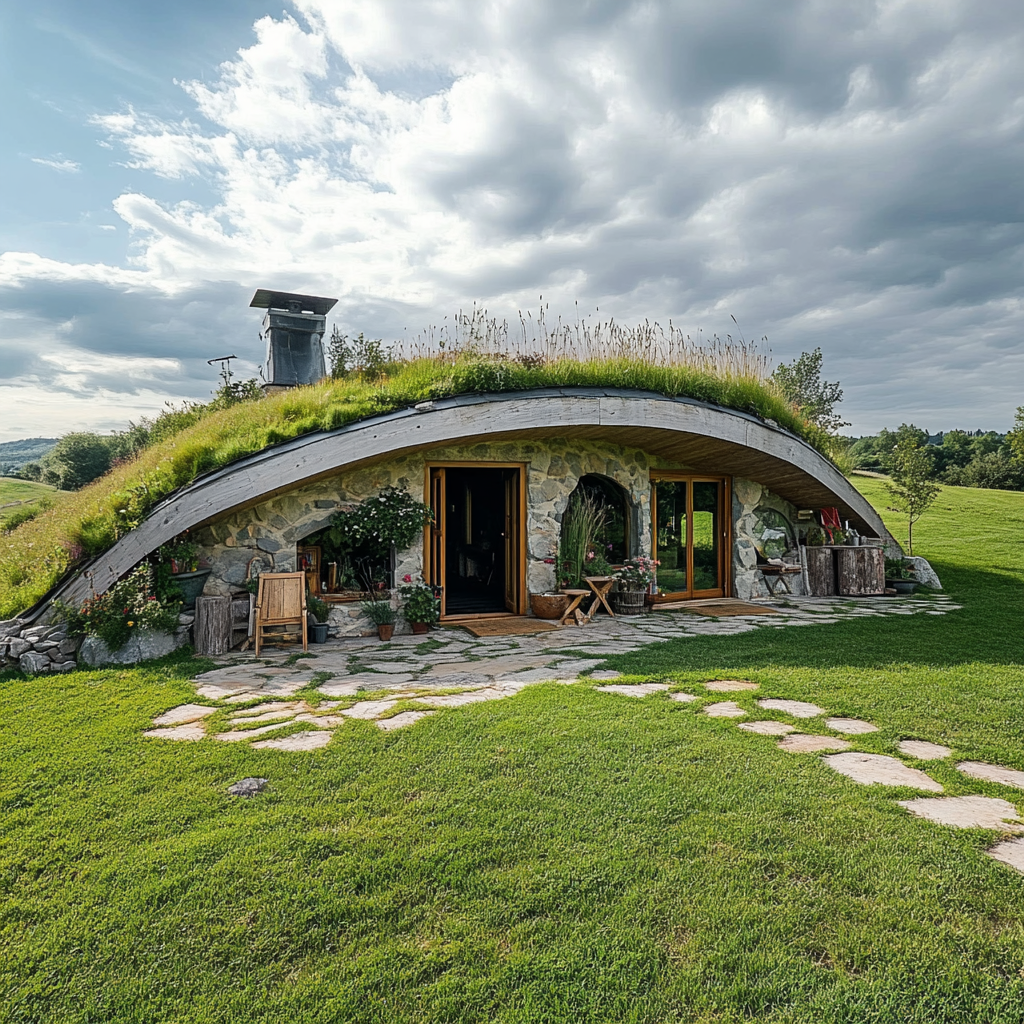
[
  {"x1": 0, "y1": 478, "x2": 58, "y2": 529},
  {"x1": 1, "y1": 481, "x2": 1023, "y2": 1023}
]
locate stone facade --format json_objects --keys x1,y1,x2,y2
[
  {"x1": 0, "y1": 618, "x2": 80, "y2": 674},
  {"x1": 731, "y1": 477, "x2": 806, "y2": 601}
]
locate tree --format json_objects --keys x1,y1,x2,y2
[
  {"x1": 770, "y1": 348, "x2": 848, "y2": 433},
  {"x1": 41, "y1": 433, "x2": 114, "y2": 490},
  {"x1": 1007, "y1": 406, "x2": 1024, "y2": 463},
  {"x1": 885, "y1": 439, "x2": 940, "y2": 556}
]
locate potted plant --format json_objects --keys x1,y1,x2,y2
[
  {"x1": 156, "y1": 536, "x2": 211, "y2": 610},
  {"x1": 885, "y1": 556, "x2": 918, "y2": 594},
  {"x1": 398, "y1": 574, "x2": 439, "y2": 633},
  {"x1": 612, "y1": 556, "x2": 659, "y2": 615},
  {"x1": 307, "y1": 592, "x2": 331, "y2": 643},
  {"x1": 361, "y1": 593, "x2": 397, "y2": 640}
]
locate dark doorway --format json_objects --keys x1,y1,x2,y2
[{"x1": 431, "y1": 466, "x2": 521, "y2": 616}]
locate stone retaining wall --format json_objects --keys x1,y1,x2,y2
[{"x1": 0, "y1": 618, "x2": 80, "y2": 674}]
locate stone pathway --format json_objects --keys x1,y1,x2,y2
[{"x1": 139, "y1": 589, "x2": 1024, "y2": 877}]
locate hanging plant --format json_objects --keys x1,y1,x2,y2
[{"x1": 329, "y1": 486, "x2": 433, "y2": 552}]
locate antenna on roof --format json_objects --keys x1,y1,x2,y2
[{"x1": 207, "y1": 354, "x2": 238, "y2": 391}]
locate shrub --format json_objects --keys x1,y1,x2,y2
[
  {"x1": 307, "y1": 593, "x2": 330, "y2": 623},
  {"x1": 329, "y1": 487, "x2": 434, "y2": 552},
  {"x1": 398, "y1": 575, "x2": 439, "y2": 625}
]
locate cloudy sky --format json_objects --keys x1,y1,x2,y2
[{"x1": 2, "y1": 0, "x2": 1023, "y2": 442}]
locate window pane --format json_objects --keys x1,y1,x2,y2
[
  {"x1": 692, "y1": 481, "x2": 720, "y2": 591},
  {"x1": 655, "y1": 481, "x2": 687, "y2": 593}
]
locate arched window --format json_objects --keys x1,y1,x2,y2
[{"x1": 569, "y1": 474, "x2": 632, "y2": 563}]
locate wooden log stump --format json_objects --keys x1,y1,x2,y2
[
  {"x1": 836, "y1": 546, "x2": 885, "y2": 596},
  {"x1": 195, "y1": 595, "x2": 231, "y2": 656},
  {"x1": 804, "y1": 547, "x2": 836, "y2": 596}
]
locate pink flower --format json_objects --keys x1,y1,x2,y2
[{"x1": 403, "y1": 574, "x2": 413, "y2": 583}]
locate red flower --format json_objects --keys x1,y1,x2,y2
[{"x1": 403, "y1": 574, "x2": 413, "y2": 583}]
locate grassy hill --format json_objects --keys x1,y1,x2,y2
[
  {"x1": 1, "y1": 480, "x2": 1022, "y2": 1021},
  {"x1": 0, "y1": 478, "x2": 61, "y2": 532},
  {"x1": 0, "y1": 355, "x2": 816, "y2": 618},
  {"x1": 0, "y1": 437, "x2": 57, "y2": 474}
]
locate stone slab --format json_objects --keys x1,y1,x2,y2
[
  {"x1": 228, "y1": 708, "x2": 301, "y2": 725},
  {"x1": 215, "y1": 721, "x2": 296, "y2": 742},
  {"x1": 703, "y1": 701, "x2": 747, "y2": 718},
  {"x1": 590, "y1": 670, "x2": 622, "y2": 680},
  {"x1": 152, "y1": 704, "x2": 218, "y2": 727},
  {"x1": 987, "y1": 838, "x2": 1024, "y2": 874},
  {"x1": 823, "y1": 752, "x2": 943, "y2": 792},
  {"x1": 705, "y1": 680, "x2": 759, "y2": 692},
  {"x1": 825, "y1": 718, "x2": 878, "y2": 735},
  {"x1": 414, "y1": 688, "x2": 512, "y2": 708},
  {"x1": 227, "y1": 777, "x2": 268, "y2": 797},
  {"x1": 595, "y1": 683, "x2": 670, "y2": 697},
  {"x1": 340, "y1": 699, "x2": 399, "y2": 719},
  {"x1": 143, "y1": 723, "x2": 206, "y2": 742},
  {"x1": 957, "y1": 761, "x2": 1024, "y2": 789},
  {"x1": 899, "y1": 740, "x2": 951, "y2": 760},
  {"x1": 757, "y1": 699, "x2": 825, "y2": 718},
  {"x1": 376, "y1": 711, "x2": 434, "y2": 731},
  {"x1": 251, "y1": 730, "x2": 333, "y2": 751},
  {"x1": 778, "y1": 734, "x2": 852, "y2": 753},
  {"x1": 737, "y1": 720, "x2": 797, "y2": 736},
  {"x1": 899, "y1": 796, "x2": 1024, "y2": 831},
  {"x1": 669, "y1": 692, "x2": 699, "y2": 703},
  {"x1": 231, "y1": 701, "x2": 302, "y2": 718}
]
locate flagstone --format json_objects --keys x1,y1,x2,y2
[
  {"x1": 703, "y1": 701, "x2": 747, "y2": 718},
  {"x1": 151, "y1": 704, "x2": 218, "y2": 727},
  {"x1": 215, "y1": 721, "x2": 296, "y2": 742},
  {"x1": 143, "y1": 723, "x2": 207, "y2": 741},
  {"x1": 823, "y1": 752, "x2": 943, "y2": 791},
  {"x1": 825, "y1": 718, "x2": 878, "y2": 735},
  {"x1": 898, "y1": 740, "x2": 951, "y2": 760},
  {"x1": 294, "y1": 713, "x2": 350, "y2": 727},
  {"x1": 778, "y1": 734, "x2": 851, "y2": 753},
  {"x1": 705, "y1": 680, "x2": 759, "y2": 692},
  {"x1": 899, "y1": 796, "x2": 1024, "y2": 831},
  {"x1": 737, "y1": 720, "x2": 796, "y2": 735},
  {"x1": 669, "y1": 692, "x2": 699, "y2": 703},
  {"x1": 221, "y1": 691, "x2": 268, "y2": 703},
  {"x1": 252, "y1": 730, "x2": 333, "y2": 751},
  {"x1": 195, "y1": 683, "x2": 253, "y2": 699},
  {"x1": 957, "y1": 762, "x2": 1024, "y2": 789},
  {"x1": 595, "y1": 683, "x2": 670, "y2": 697},
  {"x1": 987, "y1": 838, "x2": 1024, "y2": 874},
  {"x1": 340, "y1": 699, "x2": 399, "y2": 719},
  {"x1": 757, "y1": 698, "x2": 825, "y2": 718},
  {"x1": 414, "y1": 688, "x2": 512, "y2": 707},
  {"x1": 228, "y1": 708, "x2": 301, "y2": 725},
  {"x1": 376, "y1": 711, "x2": 434, "y2": 731},
  {"x1": 231, "y1": 701, "x2": 302, "y2": 718}
]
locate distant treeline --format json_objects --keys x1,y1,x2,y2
[
  {"x1": 0, "y1": 437, "x2": 58, "y2": 476},
  {"x1": 845, "y1": 423, "x2": 1024, "y2": 491}
]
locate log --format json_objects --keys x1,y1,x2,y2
[
  {"x1": 195, "y1": 595, "x2": 231, "y2": 656},
  {"x1": 804, "y1": 547, "x2": 836, "y2": 596},
  {"x1": 836, "y1": 546, "x2": 885, "y2": 596}
]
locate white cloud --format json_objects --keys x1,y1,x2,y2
[
  {"x1": 5, "y1": 0, "x2": 1024, "y2": 434},
  {"x1": 31, "y1": 156, "x2": 81, "y2": 173}
]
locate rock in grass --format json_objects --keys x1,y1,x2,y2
[{"x1": 227, "y1": 778, "x2": 269, "y2": 797}]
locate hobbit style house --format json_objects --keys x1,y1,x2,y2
[{"x1": 2, "y1": 291, "x2": 899, "y2": 666}]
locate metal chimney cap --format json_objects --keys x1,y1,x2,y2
[{"x1": 250, "y1": 289, "x2": 338, "y2": 316}]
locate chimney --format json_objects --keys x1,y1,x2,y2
[{"x1": 250, "y1": 289, "x2": 339, "y2": 393}]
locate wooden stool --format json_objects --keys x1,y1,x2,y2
[
  {"x1": 583, "y1": 576, "x2": 616, "y2": 621},
  {"x1": 559, "y1": 589, "x2": 589, "y2": 626}
]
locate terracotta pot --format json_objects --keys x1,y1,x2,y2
[
  {"x1": 530, "y1": 592, "x2": 570, "y2": 620},
  {"x1": 378, "y1": 624, "x2": 394, "y2": 641},
  {"x1": 410, "y1": 621, "x2": 430, "y2": 634}
]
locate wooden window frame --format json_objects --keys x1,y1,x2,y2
[{"x1": 649, "y1": 473, "x2": 732, "y2": 600}]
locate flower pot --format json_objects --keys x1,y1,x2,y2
[
  {"x1": 171, "y1": 568, "x2": 212, "y2": 611},
  {"x1": 611, "y1": 590, "x2": 647, "y2": 616},
  {"x1": 887, "y1": 579, "x2": 917, "y2": 595},
  {"x1": 530, "y1": 593, "x2": 570, "y2": 620},
  {"x1": 378, "y1": 624, "x2": 394, "y2": 641},
  {"x1": 310, "y1": 622, "x2": 330, "y2": 644},
  {"x1": 410, "y1": 621, "x2": 430, "y2": 634}
]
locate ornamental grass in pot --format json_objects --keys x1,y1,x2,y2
[
  {"x1": 361, "y1": 593, "x2": 397, "y2": 640},
  {"x1": 307, "y1": 593, "x2": 331, "y2": 643}
]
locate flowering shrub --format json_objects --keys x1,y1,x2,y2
[
  {"x1": 398, "y1": 574, "x2": 439, "y2": 625},
  {"x1": 329, "y1": 486, "x2": 433, "y2": 552},
  {"x1": 615, "y1": 556, "x2": 660, "y2": 591},
  {"x1": 55, "y1": 565, "x2": 180, "y2": 651}
]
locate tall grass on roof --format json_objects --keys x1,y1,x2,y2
[{"x1": 0, "y1": 311, "x2": 817, "y2": 618}]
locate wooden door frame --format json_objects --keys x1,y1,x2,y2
[
  {"x1": 649, "y1": 473, "x2": 732, "y2": 600},
  {"x1": 423, "y1": 461, "x2": 528, "y2": 619}
]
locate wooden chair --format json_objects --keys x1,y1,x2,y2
[{"x1": 254, "y1": 572, "x2": 308, "y2": 656}]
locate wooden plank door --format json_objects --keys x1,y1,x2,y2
[
  {"x1": 428, "y1": 467, "x2": 447, "y2": 617},
  {"x1": 503, "y1": 470, "x2": 520, "y2": 612}
]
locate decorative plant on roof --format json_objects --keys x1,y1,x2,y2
[{"x1": 328, "y1": 486, "x2": 433, "y2": 552}]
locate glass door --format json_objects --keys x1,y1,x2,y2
[{"x1": 651, "y1": 475, "x2": 728, "y2": 599}]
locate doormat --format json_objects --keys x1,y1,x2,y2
[
  {"x1": 678, "y1": 601, "x2": 781, "y2": 617},
  {"x1": 456, "y1": 618, "x2": 560, "y2": 637}
]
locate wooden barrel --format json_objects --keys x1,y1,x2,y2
[{"x1": 612, "y1": 590, "x2": 647, "y2": 616}]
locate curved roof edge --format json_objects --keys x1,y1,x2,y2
[{"x1": 51, "y1": 388, "x2": 897, "y2": 609}]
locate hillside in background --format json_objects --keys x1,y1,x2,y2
[{"x1": 0, "y1": 438, "x2": 57, "y2": 474}]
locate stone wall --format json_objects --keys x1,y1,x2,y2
[
  {"x1": 192, "y1": 438, "x2": 655, "y2": 636},
  {"x1": 0, "y1": 618, "x2": 80, "y2": 674},
  {"x1": 731, "y1": 478, "x2": 806, "y2": 600}
]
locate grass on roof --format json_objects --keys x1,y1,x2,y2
[{"x1": 0, "y1": 354, "x2": 817, "y2": 619}]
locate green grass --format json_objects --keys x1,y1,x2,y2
[
  {"x1": 0, "y1": 357, "x2": 812, "y2": 618},
  {"x1": 2, "y1": 482, "x2": 1024, "y2": 1022},
  {"x1": 0, "y1": 477, "x2": 60, "y2": 530}
]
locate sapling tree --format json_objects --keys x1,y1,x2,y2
[{"x1": 885, "y1": 439, "x2": 940, "y2": 556}]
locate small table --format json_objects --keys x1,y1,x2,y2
[
  {"x1": 583, "y1": 576, "x2": 616, "y2": 620},
  {"x1": 759, "y1": 564, "x2": 802, "y2": 596},
  {"x1": 560, "y1": 589, "x2": 590, "y2": 626}
]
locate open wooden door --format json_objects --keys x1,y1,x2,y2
[
  {"x1": 428, "y1": 467, "x2": 446, "y2": 617},
  {"x1": 503, "y1": 469, "x2": 520, "y2": 612}
]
